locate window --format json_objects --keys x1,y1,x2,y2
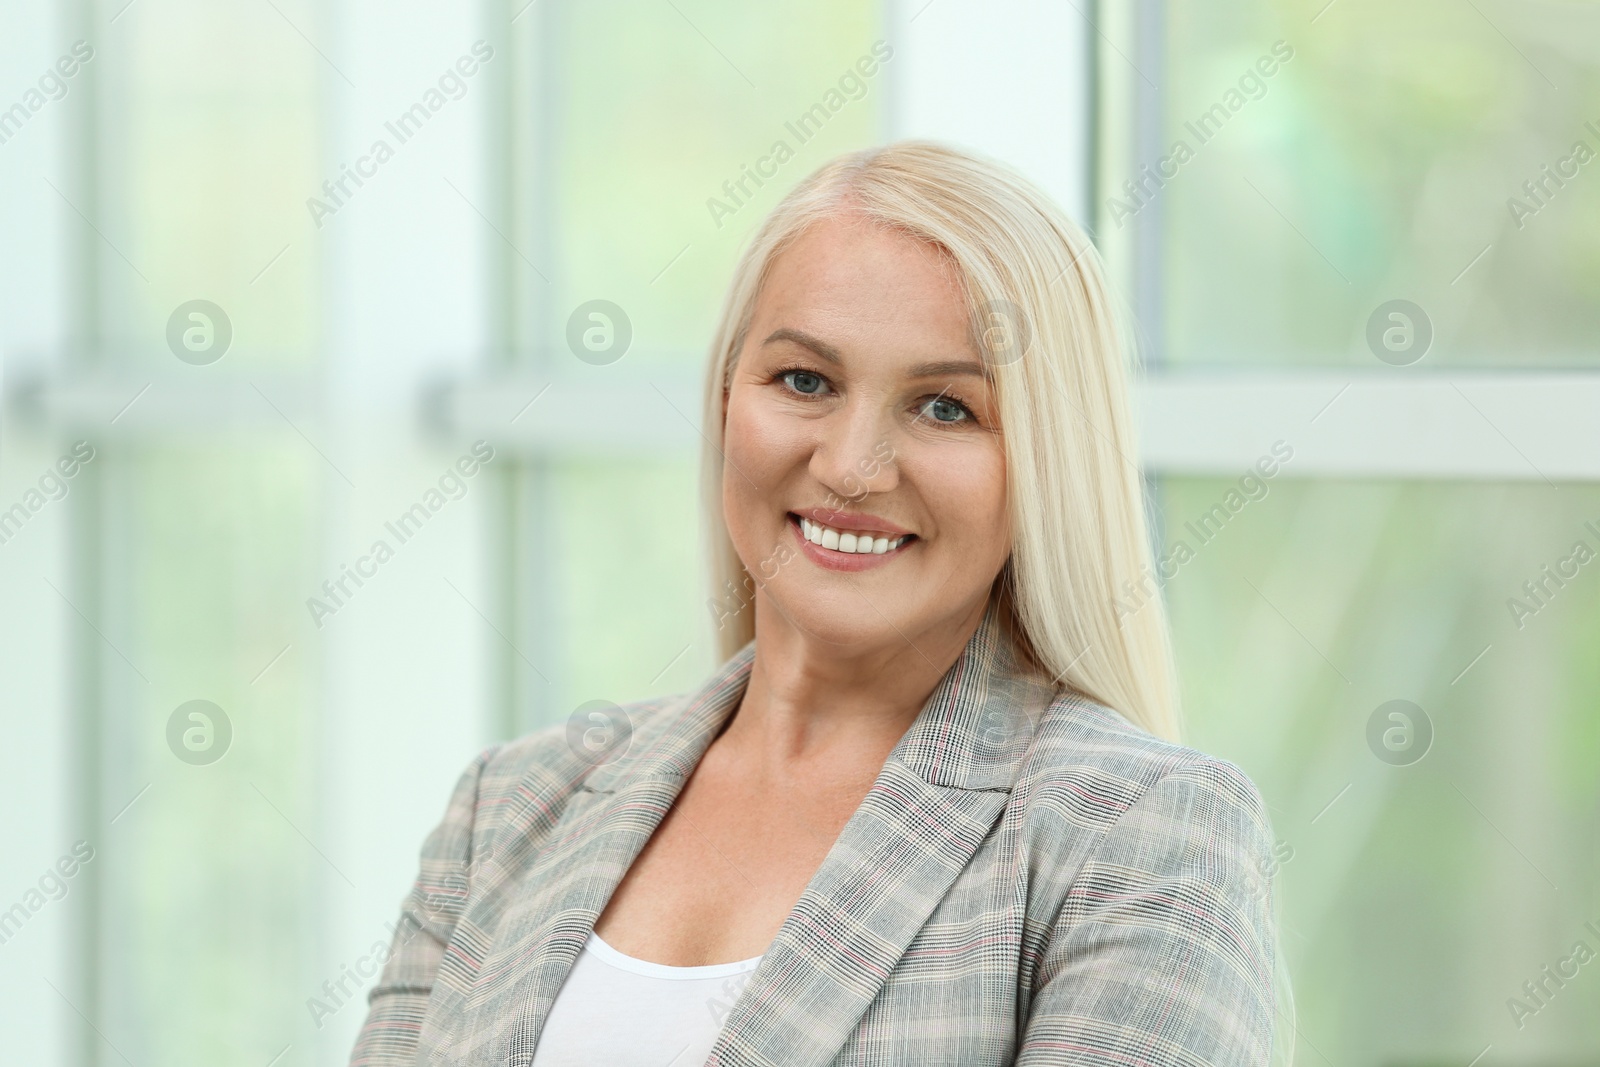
[
  {"x1": 2, "y1": 1, "x2": 890, "y2": 1063},
  {"x1": 481, "y1": 0, "x2": 889, "y2": 735},
  {"x1": 1101, "y1": 0, "x2": 1600, "y2": 1061},
  {"x1": 6, "y1": 0, "x2": 1596, "y2": 1064}
]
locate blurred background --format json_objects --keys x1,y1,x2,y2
[{"x1": 0, "y1": 0, "x2": 1596, "y2": 1064}]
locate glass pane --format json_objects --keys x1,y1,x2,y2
[
  {"x1": 1158, "y1": 475, "x2": 1600, "y2": 1064},
  {"x1": 104, "y1": 446, "x2": 320, "y2": 1063},
  {"x1": 99, "y1": 0, "x2": 322, "y2": 366},
  {"x1": 1111, "y1": 0, "x2": 1600, "y2": 367},
  {"x1": 511, "y1": 0, "x2": 886, "y2": 733},
  {"x1": 539, "y1": 457, "x2": 714, "y2": 727},
  {"x1": 545, "y1": 0, "x2": 885, "y2": 374},
  {"x1": 85, "y1": 0, "x2": 324, "y2": 1061}
]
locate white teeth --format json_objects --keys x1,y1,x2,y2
[{"x1": 795, "y1": 516, "x2": 908, "y2": 554}]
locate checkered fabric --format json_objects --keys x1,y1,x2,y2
[{"x1": 349, "y1": 603, "x2": 1278, "y2": 1066}]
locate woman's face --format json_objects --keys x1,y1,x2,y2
[{"x1": 721, "y1": 213, "x2": 1010, "y2": 653}]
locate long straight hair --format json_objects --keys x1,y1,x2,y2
[{"x1": 700, "y1": 140, "x2": 1181, "y2": 742}]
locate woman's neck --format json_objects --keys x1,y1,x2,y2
[{"x1": 712, "y1": 594, "x2": 990, "y2": 781}]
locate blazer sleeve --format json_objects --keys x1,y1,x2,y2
[
  {"x1": 348, "y1": 745, "x2": 499, "y2": 1067},
  {"x1": 1016, "y1": 756, "x2": 1278, "y2": 1067}
]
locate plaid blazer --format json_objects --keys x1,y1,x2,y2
[{"x1": 350, "y1": 604, "x2": 1278, "y2": 1066}]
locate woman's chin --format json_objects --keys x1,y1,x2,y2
[{"x1": 758, "y1": 592, "x2": 914, "y2": 652}]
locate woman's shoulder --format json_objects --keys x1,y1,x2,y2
[
  {"x1": 462, "y1": 692, "x2": 692, "y2": 806},
  {"x1": 1015, "y1": 689, "x2": 1270, "y2": 844},
  {"x1": 395, "y1": 694, "x2": 694, "y2": 928}
]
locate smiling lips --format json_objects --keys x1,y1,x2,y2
[
  {"x1": 787, "y1": 509, "x2": 916, "y2": 571},
  {"x1": 799, "y1": 516, "x2": 909, "y2": 554}
]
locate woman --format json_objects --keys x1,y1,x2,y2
[{"x1": 350, "y1": 141, "x2": 1280, "y2": 1066}]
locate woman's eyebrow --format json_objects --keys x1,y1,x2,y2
[
  {"x1": 764, "y1": 328, "x2": 987, "y2": 379},
  {"x1": 908, "y1": 359, "x2": 987, "y2": 379},
  {"x1": 764, "y1": 327, "x2": 842, "y2": 365}
]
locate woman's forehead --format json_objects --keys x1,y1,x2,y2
[
  {"x1": 767, "y1": 213, "x2": 960, "y2": 291},
  {"x1": 752, "y1": 219, "x2": 973, "y2": 348}
]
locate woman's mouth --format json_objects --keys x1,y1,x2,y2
[
  {"x1": 797, "y1": 515, "x2": 911, "y2": 554},
  {"x1": 786, "y1": 512, "x2": 916, "y2": 571}
]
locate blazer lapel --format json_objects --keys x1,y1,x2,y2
[
  {"x1": 433, "y1": 601, "x2": 1050, "y2": 1067},
  {"x1": 426, "y1": 648, "x2": 759, "y2": 1066},
  {"x1": 705, "y1": 602, "x2": 1049, "y2": 1067}
]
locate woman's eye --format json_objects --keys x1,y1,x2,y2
[
  {"x1": 783, "y1": 370, "x2": 828, "y2": 395},
  {"x1": 922, "y1": 397, "x2": 971, "y2": 424}
]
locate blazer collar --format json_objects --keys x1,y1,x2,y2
[
  {"x1": 583, "y1": 597, "x2": 1051, "y2": 796},
  {"x1": 434, "y1": 600, "x2": 1055, "y2": 1067}
]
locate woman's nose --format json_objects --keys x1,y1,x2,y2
[{"x1": 809, "y1": 405, "x2": 899, "y2": 504}]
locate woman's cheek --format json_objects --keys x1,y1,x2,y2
[
  {"x1": 918, "y1": 445, "x2": 1008, "y2": 560},
  {"x1": 725, "y1": 391, "x2": 797, "y2": 481},
  {"x1": 720, "y1": 400, "x2": 765, "y2": 541}
]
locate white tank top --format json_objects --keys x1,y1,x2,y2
[{"x1": 528, "y1": 930, "x2": 765, "y2": 1067}]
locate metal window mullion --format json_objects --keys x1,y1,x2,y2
[{"x1": 490, "y1": 0, "x2": 565, "y2": 738}]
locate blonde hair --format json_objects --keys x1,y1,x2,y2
[{"x1": 700, "y1": 140, "x2": 1181, "y2": 742}]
